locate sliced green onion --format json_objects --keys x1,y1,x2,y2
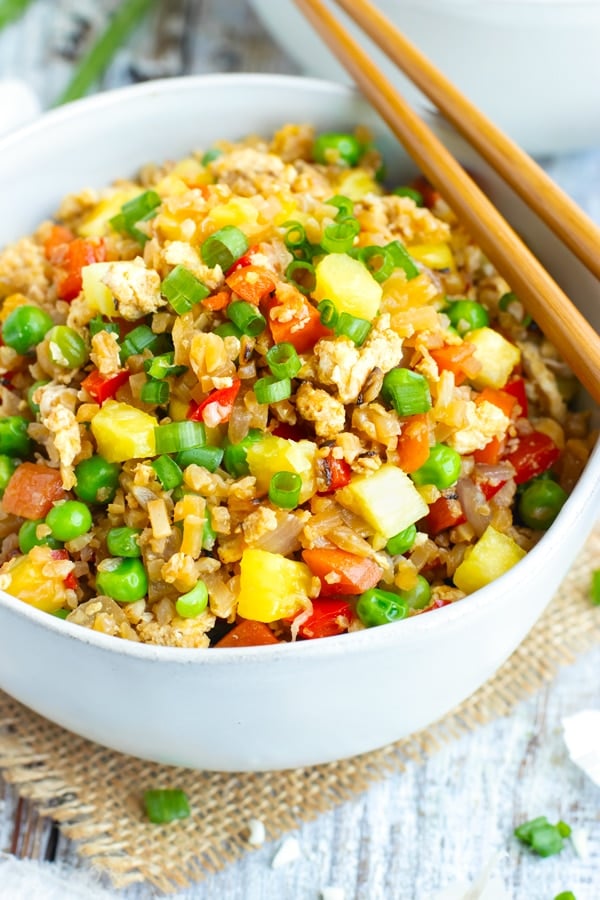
[
  {"x1": 266, "y1": 342, "x2": 301, "y2": 379},
  {"x1": 51, "y1": 608, "x2": 69, "y2": 620},
  {"x1": 161, "y1": 265, "x2": 210, "y2": 315},
  {"x1": 591, "y1": 569, "x2": 600, "y2": 605},
  {"x1": 320, "y1": 217, "x2": 361, "y2": 254},
  {"x1": 201, "y1": 226, "x2": 248, "y2": 271},
  {"x1": 285, "y1": 260, "x2": 316, "y2": 295},
  {"x1": 412, "y1": 443, "x2": 461, "y2": 490},
  {"x1": 120, "y1": 325, "x2": 161, "y2": 361},
  {"x1": 326, "y1": 194, "x2": 354, "y2": 219},
  {"x1": 175, "y1": 446, "x2": 224, "y2": 473},
  {"x1": 0, "y1": 0, "x2": 36, "y2": 31},
  {"x1": 154, "y1": 421, "x2": 206, "y2": 455},
  {"x1": 387, "y1": 240, "x2": 420, "y2": 280},
  {"x1": 335, "y1": 312, "x2": 371, "y2": 347},
  {"x1": 143, "y1": 788, "x2": 190, "y2": 824},
  {"x1": 213, "y1": 321, "x2": 243, "y2": 340},
  {"x1": 381, "y1": 368, "x2": 432, "y2": 416},
  {"x1": 109, "y1": 189, "x2": 161, "y2": 244},
  {"x1": 359, "y1": 245, "x2": 395, "y2": 283},
  {"x1": 283, "y1": 220, "x2": 307, "y2": 249},
  {"x1": 393, "y1": 186, "x2": 424, "y2": 206},
  {"x1": 201, "y1": 148, "x2": 223, "y2": 165},
  {"x1": 151, "y1": 455, "x2": 183, "y2": 490},
  {"x1": 144, "y1": 352, "x2": 187, "y2": 380},
  {"x1": 222, "y1": 428, "x2": 263, "y2": 478},
  {"x1": 254, "y1": 375, "x2": 292, "y2": 405},
  {"x1": 141, "y1": 380, "x2": 170, "y2": 405},
  {"x1": 514, "y1": 816, "x2": 571, "y2": 857},
  {"x1": 176, "y1": 579, "x2": 209, "y2": 618},
  {"x1": 317, "y1": 299, "x2": 338, "y2": 329},
  {"x1": 202, "y1": 516, "x2": 217, "y2": 550},
  {"x1": 89, "y1": 317, "x2": 120, "y2": 338},
  {"x1": 268, "y1": 471, "x2": 302, "y2": 509},
  {"x1": 227, "y1": 300, "x2": 266, "y2": 337}
]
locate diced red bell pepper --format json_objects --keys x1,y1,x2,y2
[
  {"x1": 215, "y1": 618, "x2": 279, "y2": 648},
  {"x1": 187, "y1": 379, "x2": 241, "y2": 427},
  {"x1": 43, "y1": 224, "x2": 74, "y2": 259},
  {"x1": 81, "y1": 368, "x2": 130, "y2": 405},
  {"x1": 473, "y1": 436, "x2": 503, "y2": 465},
  {"x1": 50, "y1": 550, "x2": 78, "y2": 590},
  {"x1": 502, "y1": 377, "x2": 528, "y2": 418},
  {"x1": 297, "y1": 597, "x2": 353, "y2": 639},
  {"x1": 317, "y1": 451, "x2": 352, "y2": 494},
  {"x1": 2, "y1": 462, "x2": 66, "y2": 520},
  {"x1": 264, "y1": 294, "x2": 331, "y2": 354},
  {"x1": 472, "y1": 388, "x2": 516, "y2": 464},
  {"x1": 226, "y1": 265, "x2": 276, "y2": 305},
  {"x1": 302, "y1": 548, "x2": 383, "y2": 596},
  {"x1": 503, "y1": 431, "x2": 560, "y2": 485},
  {"x1": 201, "y1": 290, "x2": 231, "y2": 311},
  {"x1": 424, "y1": 478, "x2": 508, "y2": 536},
  {"x1": 57, "y1": 238, "x2": 106, "y2": 302}
]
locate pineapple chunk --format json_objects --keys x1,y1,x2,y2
[
  {"x1": 313, "y1": 253, "x2": 382, "y2": 321},
  {"x1": 206, "y1": 197, "x2": 258, "y2": 232},
  {"x1": 336, "y1": 169, "x2": 380, "y2": 200},
  {"x1": 78, "y1": 186, "x2": 140, "y2": 237},
  {"x1": 453, "y1": 525, "x2": 526, "y2": 594},
  {"x1": 465, "y1": 327, "x2": 521, "y2": 389},
  {"x1": 0, "y1": 545, "x2": 71, "y2": 613},
  {"x1": 237, "y1": 548, "x2": 312, "y2": 622},
  {"x1": 81, "y1": 263, "x2": 116, "y2": 317},
  {"x1": 407, "y1": 242, "x2": 456, "y2": 271},
  {"x1": 336, "y1": 463, "x2": 429, "y2": 540},
  {"x1": 90, "y1": 400, "x2": 156, "y2": 462},
  {"x1": 246, "y1": 435, "x2": 317, "y2": 503}
]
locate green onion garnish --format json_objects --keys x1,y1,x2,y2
[
  {"x1": 335, "y1": 312, "x2": 371, "y2": 347},
  {"x1": 140, "y1": 380, "x2": 170, "y2": 405},
  {"x1": 0, "y1": 0, "x2": 35, "y2": 31},
  {"x1": 144, "y1": 352, "x2": 187, "y2": 380},
  {"x1": 393, "y1": 186, "x2": 424, "y2": 206},
  {"x1": 227, "y1": 300, "x2": 266, "y2": 337},
  {"x1": 201, "y1": 225, "x2": 248, "y2": 271},
  {"x1": 151, "y1": 456, "x2": 183, "y2": 491},
  {"x1": 591, "y1": 569, "x2": 600, "y2": 605},
  {"x1": 514, "y1": 817, "x2": 571, "y2": 857},
  {"x1": 120, "y1": 325, "x2": 161, "y2": 362},
  {"x1": 320, "y1": 217, "x2": 361, "y2": 254},
  {"x1": 143, "y1": 788, "x2": 191, "y2": 824},
  {"x1": 213, "y1": 321, "x2": 243, "y2": 340},
  {"x1": 268, "y1": 471, "x2": 302, "y2": 509},
  {"x1": 201, "y1": 148, "x2": 223, "y2": 166},
  {"x1": 317, "y1": 299, "x2": 338, "y2": 329},
  {"x1": 381, "y1": 368, "x2": 432, "y2": 416},
  {"x1": 175, "y1": 446, "x2": 224, "y2": 473},
  {"x1": 161, "y1": 265, "x2": 210, "y2": 315},
  {"x1": 89, "y1": 317, "x2": 120, "y2": 338},
  {"x1": 359, "y1": 245, "x2": 395, "y2": 283},
  {"x1": 266, "y1": 342, "x2": 301, "y2": 380},
  {"x1": 326, "y1": 194, "x2": 354, "y2": 219},
  {"x1": 254, "y1": 375, "x2": 292, "y2": 405},
  {"x1": 154, "y1": 421, "x2": 206, "y2": 455},
  {"x1": 109, "y1": 190, "x2": 161, "y2": 244},
  {"x1": 222, "y1": 429, "x2": 263, "y2": 478},
  {"x1": 285, "y1": 260, "x2": 316, "y2": 295},
  {"x1": 283, "y1": 221, "x2": 307, "y2": 249},
  {"x1": 51, "y1": 608, "x2": 70, "y2": 620},
  {"x1": 176, "y1": 580, "x2": 209, "y2": 618},
  {"x1": 386, "y1": 240, "x2": 420, "y2": 280},
  {"x1": 202, "y1": 516, "x2": 217, "y2": 550}
]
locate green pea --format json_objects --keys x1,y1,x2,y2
[
  {"x1": 175, "y1": 580, "x2": 208, "y2": 618},
  {"x1": 201, "y1": 148, "x2": 223, "y2": 165},
  {"x1": 519, "y1": 478, "x2": 568, "y2": 530},
  {"x1": 18, "y1": 519, "x2": 63, "y2": 554},
  {"x1": 46, "y1": 325, "x2": 88, "y2": 368},
  {"x1": 2, "y1": 305, "x2": 54, "y2": 354},
  {"x1": 46, "y1": 500, "x2": 92, "y2": 542},
  {"x1": 386, "y1": 524, "x2": 417, "y2": 556},
  {"x1": 313, "y1": 132, "x2": 362, "y2": 167},
  {"x1": 27, "y1": 379, "x2": 50, "y2": 414},
  {"x1": 106, "y1": 526, "x2": 142, "y2": 558},
  {"x1": 445, "y1": 299, "x2": 489, "y2": 335},
  {"x1": 0, "y1": 454, "x2": 18, "y2": 494},
  {"x1": 96, "y1": 557, "x2": 148, "y2": 603},
  {"x1": 222, "y1": 428, "x2": 263, "y2": 478},
  {"x1": 412, "y1": 443, "x2": 462, "y2": 490},
  {"x1": 74, "y1": 455, "x2": 120, "y2": 504},
  {"x1": 398, "y1": 575, "x2": 431, "y2": 611},
  {"x1": 0, "y1": 416, "x2": 32, "y2": 458},
  {"x1": 356, "y1": 588, "x2": 409, "y2": 628}
]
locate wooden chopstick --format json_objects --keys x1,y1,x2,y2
[
  {"x1": 332, "y1": 0, "x2": 600, "y2": 283},
  {"x1": 294, "y1": 0, "x2": 600, "y2": 404}
]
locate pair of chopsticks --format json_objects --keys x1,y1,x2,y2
[{"x1": 294, "y1": 0, "x2": 600, "y2": 404}]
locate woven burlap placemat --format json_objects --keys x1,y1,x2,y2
[{"x1": 1, "y1": 525, "x2": 600, "y2": 893}]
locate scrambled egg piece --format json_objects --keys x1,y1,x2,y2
[
  {"x1": 98, "y1": 259, "x2": 165, "y2": 320},
  {"x1": 38, "y1": 384, "x2": 82, "y2": 489},
  {"x1": 90, "y1": 329, "x2": 122, "y2": 376},
  {"x1": 209, "y1": 147, "x2": 296, "y2": 196},
  {"x1": 445, "y1": 399, "x2": 509, "y2": 455},
  {"x1": 162, "y1": 240, "x2": 223, "y2": 290},
  {"x1": 295, "y1": 382, "x2": 346, "y2": 439}
]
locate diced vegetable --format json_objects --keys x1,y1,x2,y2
[
  {"x1": 313, "y1": 252, "x2": 382, "y2": 321},
  {"x1": 57, "y1": 238, "x2": 106, "y2": 302},
  {"x1": 0, "y1": 545, "x2": 72, "y2": 612},
  {"x1": 246, "y1": 435, "x2": 317, "y2": 503},
  {"x1": 504, "y1": 431, "x2": 560, "y2": 484},
  {"x1": 237, "y1": 548, "x2": 312, "y2": 622},
  {"x1": 336, "y1": 464, "x2": 429, "y2": 540},
  {"x1": 453, "y1": 526, "x2": 526, "y2": 593},
  {"x1": 396, "y1": 414, "x2": 430, "y2": 474},
  {"x1": 296, "y1": 597, "x2": 353, "y2": 639},
  {"x1": 90, "y1": 400, "x2": 157, "y2": 462},
  {"x1": 302, "y1": 548, "x2": 383, "y2": 596},
  {"x1": 225, "y1": 264, "x2": 276, "y2": 304},
  {"x1": 144, "y1": 788, "x2": 190, "y2": 824},
  {"x1": 465, "y1": 327, "x2": 521, "y2": 389},
  {"x1": 1, "y1": 462, "x2": 66, "y2": 519},
  {"x1": 407, "y1": 242, "x2": 455, "y2": 271},
  {"x1": 356, "y1": 587, "x2": 408, "y2": 626},
  {"x1": 215, "y1": 618, "x2": 280, "y2": 647},
  {"x1": 81, "y1": 368, "x2": 129, "y2": 404},
  {"x1": 188, "y1": 380, "x2": 241, "y2": 428},
  {"x1": 265, "y1": 292, "x2": 330, "y2": 353},
  {"x1": 81, "y1": 262, "x2": 117, "y2": 316},
  {"x1": 429, "y1": 342, "x2": 479, "y2": 387}
]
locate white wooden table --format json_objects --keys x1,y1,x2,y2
[{"x1": 1, "y1": 2, "x2": 599, "y2": 897}]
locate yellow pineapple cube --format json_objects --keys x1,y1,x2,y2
[
  {"x1": 465, "y1": 327, "x2": 521, "y2": 389},
  {"x1": 237, "y1": 548, "x2": 312, "y2": 622},
  {"x1": 90, "y1": 400, "x2": 156, "y2": 462},
  {"x1": 336, "y1": 464, "x2": 429, "y2": 540},
  {"x1": 81, "y1": 263, "x2": 116, "y2": 317},
  {"x1": 313, "y1": 252, "x2": 382, "y2": 321},
  {"x1": 407, "y1": 242, "x2": 456, "y2": 271},
  {"x1": 336, "y1": 169, "x2": 380, "y2": 200},
  {"x1": 0, "y1": 545, "x2": 71, "y2": 613},
  {"x1": 453, "y1": 526, "x2": 526, "y2": 594},
  {"x1": 246, "y1": 435, "x2": 317, "y2": 503}
]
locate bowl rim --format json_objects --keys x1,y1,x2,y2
[{"x1": 0, "y1": 71, "x2": 597, "y2": 665}]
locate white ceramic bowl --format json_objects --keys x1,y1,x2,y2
[
  {"x1": 0, "y1": 75, "x2": 598, "y2": 772},
  {"x1": 249, "y1": 0, "x2": 600, "y2": 156}
]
